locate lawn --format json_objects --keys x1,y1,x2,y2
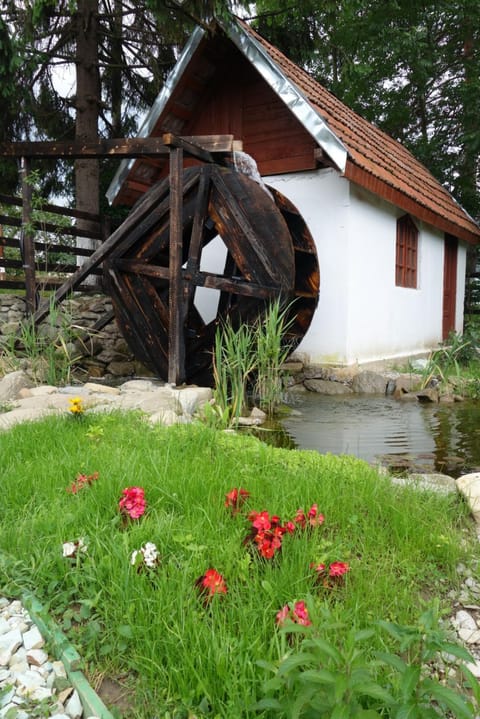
[{"x1": 0, "y1": 410, "x2": 478, "y2": 718}]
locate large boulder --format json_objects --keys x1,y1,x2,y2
[
  {"x1": 0, "y1": 371, "x2": 33, "y2": 403},
  {"x1": 351, "y1": 371, "x2": 388, "y2": 395},
  {"x1": 304, "y1": 378, "x2": 353, "y2": 395}
]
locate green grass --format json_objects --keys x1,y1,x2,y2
[{"x1": 0, "y1": 411, "x2": 477, "y2": 718}]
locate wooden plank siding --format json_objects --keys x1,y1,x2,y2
[{"x1": 115, "y1": 42, "x2": 318, "y2": 207}]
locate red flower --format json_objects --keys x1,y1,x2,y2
[
  {"x1": 119, "y1": 486, "x2": 146, "y2": 519},
  {"x1": 276, "y1": 601, "x2": 312, "y2": 627},
  {"x1": 225, "y1": 488, "x2": 250, "y2": 514},
  {"x1": 307, "y1": 503, "x2": 325, "y2": 527},
  {"x1": 294, "y1": 504, "x2": 324, "y2": 529},
  {"x1": 66, "y1": 472, "x2": 99, "y2": 494},
  {"x1": 293, "y1": 508, "x2": 306, "y2": 529},
  {"x1": 251, "y1": 511, "x2": 271, "y2": 532},
  {"x1": 196, "y1": 568, "x2": 228, "y2": 600},
  {"x1": 329, "y1": 561, "x2": 350, "y2": 577},
  {"x1": 276, "y1": 605, "x2": 290, "y2": 626},
  {"x1": 311, "y1": 562, "x2": 326, "y2": 575},
  {"x1": 284, "y1": 521, "x2": 296, "y2": 534},
  {"x1": 246, "y1": 511, "x2": 290, "y2": 560}
]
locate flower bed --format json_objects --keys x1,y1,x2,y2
[{"x1": 0, "y1": 410, "x2": 478, "y2": 717}]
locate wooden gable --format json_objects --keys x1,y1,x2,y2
[{"x1": 114, "y1": 32, "x2": 318, "y2": 206}]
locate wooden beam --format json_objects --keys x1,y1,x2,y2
[
  {"x1": 111, "y1": 259, "x2": 280, "y2": 299},
  {"x1": 0, "y1": 135, "x2": 237, "y2": 162},
  {"x1": 0, "y1": 138, "x2": 171, "y2": 159},
  {"x1": 168, "y1": 145, "x2": 185, "y2": 385},
  {"x1": 163, "y1": 134, "x2": 214, "y2": 165}
]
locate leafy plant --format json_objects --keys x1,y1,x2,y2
[
  {"x1": 255, "y1": 601, "x2": 479, "y2": 718},
  {"x1": 421, "y1": 330, "x2": 479, "y2": 390}
]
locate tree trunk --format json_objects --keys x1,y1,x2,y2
[{"x1": 75, "y1": 0, "x2": 100, "y2": 283}]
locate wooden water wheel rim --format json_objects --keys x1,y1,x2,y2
[{"x1": 104, "y1": 164, "x2": 319, "y2": 384}]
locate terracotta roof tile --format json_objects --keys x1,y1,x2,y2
[{"x1": 244, "y1": 22, "x2": 480, "y2": 244}]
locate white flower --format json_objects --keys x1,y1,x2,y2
[
  {"x1": 62, "y1": 542, "x2": 77, "y2": 558},
  {"x1": 142, "y1": 542, "x2": 158, "y2": 568},
  {"x1": 130, "y1": 542, "x2": 159, "y2": 569},
  {"x1": 62, "y1": 537, "x2": 88, "y2": 558}
]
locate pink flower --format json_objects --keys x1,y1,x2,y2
[
  {"x1": 311, "y1": 562, "x2": 326, "y2": 574},
  {"x1": 293, "y1": 508, "x2": 306, "y2": 529},
  {"x1": 276, "y1": 605, "x2": 290, "y2": 626},
  {"x1": 292, "y1": 600, "x2": 311, "y2": 626},
  {"x1": 251, "y1": 511, "x2": 271, "y2": 532},
  {"x1": 119, "y1": 486, "x2": 146, "y2": 520},
  {"x1": 196, "y1": 568, "x2": 228, "y2": 600},
  {"x1": 284, "y1": 521, "x2": 296, "y2": 534},
  {"x1": 276, "y1": 601, "x2": 312, "y2": 627},
  {"x1": 294, "y1": 504, "x2": 324, "y2": 529},
  {"x1": 329, "y1": 561, "x2": 350, "y2": 577}
]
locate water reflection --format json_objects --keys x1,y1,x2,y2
[{"x1": 281, "y1": 392, "x2": 480, "y2": 477}]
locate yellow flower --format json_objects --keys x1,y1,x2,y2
[{"x1": 68, "y1": 397, "x2": 84, "y2": 415}]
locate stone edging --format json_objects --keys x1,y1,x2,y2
[{"x1": 21, "y1": 593, "x2": 114, "y2": 719}]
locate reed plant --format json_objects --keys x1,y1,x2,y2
[
  {"x1": 212, "y1": 318, "x2": 257, "y2": 425},
  {"x1": 0, "y1": 411, "x2": 478, "y2": 718},
  {"x1": 254, "y1": 299, "x2": 294, "y2": 415},
  {"x1": 0, "y1": 296, "x2": 82, "y2": 385},
  {"x1": 212, "y1": 298, "x2": 293, "y2": 426}
]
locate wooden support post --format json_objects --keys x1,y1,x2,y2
[
  {"x1": 168, "y1": 146, "x2": 185, "y2": 385},
  {"x1": 21, "y1": 157, "x2": 37, "y2": 316}
]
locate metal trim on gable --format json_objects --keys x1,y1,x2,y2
[
  {"x1": 106, "y1": 27, "x2": 206, "y2": 205},
  {"x1": 221, "y1": 17, "x2": 347, "y2": 174},
  {"x1": 106, "y1": 19, "x2": 348, "y2": 205}
]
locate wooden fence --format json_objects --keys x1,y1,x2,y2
[{"x1": 0, "y1": 192, "x2": 108, "y2": 313}]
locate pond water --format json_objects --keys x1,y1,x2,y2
[{"x1": 280, "y1": 392, "x2": 480, "y2": 477}]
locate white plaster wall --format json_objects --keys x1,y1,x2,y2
[
  {"x1": 344, "y1": 184, "x2": 445, "y2": 363},
  {"x1": 265, "y1": 169, "x2": 351, "y2": 363},
  {"x1": 265, "y1": 169, "x2": 468, "y2": 365}
]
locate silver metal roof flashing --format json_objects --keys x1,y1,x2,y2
[
  {"x1": 222, "y1": 17, "x2": 347, "y2": 174},
  {"x1": 106, "y1": 26, "x2": 206, "y2": 205},
  {"x1": 106, "y1": 18, "x2": 347, "y2": 205}
]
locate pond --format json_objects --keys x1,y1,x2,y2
[{"x1": 280, "y1": 392, "x2": 480, "y2": 477}]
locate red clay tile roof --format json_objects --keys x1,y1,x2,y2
[{"x1": 242, "y1": 21, "x2": 480, "y2": 244}]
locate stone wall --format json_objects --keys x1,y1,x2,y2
[{"x1": 0, "y1": 292, "x2": 149, "y2": 380}]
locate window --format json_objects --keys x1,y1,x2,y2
[{"x1": 396, "y1": 215, "x2": 418, "y2": 288}]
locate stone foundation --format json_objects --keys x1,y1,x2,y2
[
  {"x1": 0, "y1": 293, "x2": 466, "y2": 402},
  {"x1": 0, "y1": 293, "x2": 146, "y2": 381}
]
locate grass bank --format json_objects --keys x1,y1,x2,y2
[{"x1": 0, "y1": 411, "x2": 478, "y2": 717}]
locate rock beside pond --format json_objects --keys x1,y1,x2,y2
[
  {"x1": 304, "y1": 378, "x2": 353, "y2": 395},
  {"x1": 351, "y1": 370, "x2": 389, "y2": 394},
  {"x1": 391, "y1": 472, "x2": 457, "y2": 494},
  {"x1": 0, "y1": 373, "x2": 214, "y2": 431},
  {"x1": 456, "y1": 473, "x2": 480, "y2": 525}
]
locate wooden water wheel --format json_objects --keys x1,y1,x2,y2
[{"x1": 103, "y1": 162, "x2": 319, "y2": 385}]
